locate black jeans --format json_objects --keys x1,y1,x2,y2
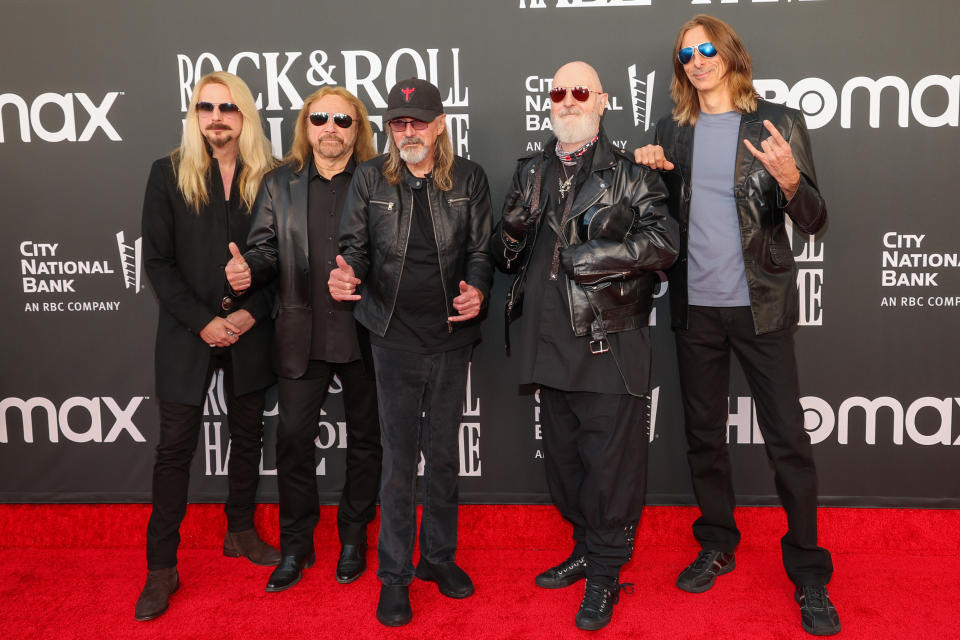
[
  {"x1": 146, "y1": 352, "x2": 266, "y2": 570},
  {"x1": 675, "y1": 305, "x2": 833, "y2": 585},
  {"x1": 276, "y1": 359, "x2": 381, "y2": 556},
  {"x1": 371, "y1": 343, "x2": 472, "y2": 586},
  {"x1": 540, "y1": 387, "x2": 650, "y2": 584}
]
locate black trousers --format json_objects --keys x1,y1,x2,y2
[
  {"x1": 675, "y1": 305, "x2": 833, "y2": 585},
  {"x1": 371, "y1": 343, "x2": 472, "y2": 586},
  {"x1": 146, "y1": 352, "x2": 266, "y2": 570},
  {"x1": 539, "y1": 387, "x2": 651, "y2": 584},
  {"x1": 276, "y1": 359, "x2": 381, "y2": 556}
]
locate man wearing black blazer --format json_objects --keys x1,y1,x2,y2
[
  {"x1": 225, "y1": 86, "x2": 382, "y2": 592},
  {"x1": 137, "y1": 72, "x2": 279, "y2": 622}
]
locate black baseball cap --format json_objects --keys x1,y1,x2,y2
[{"x1": 384, "y1": 77, "x2": 444, "y2": 122}]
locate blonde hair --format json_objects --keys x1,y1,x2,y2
[
  {"x1": 383, "y1": 120, "x2": 455, "y2": 192},
  {"x1": 285, "y1": 86, "x2": 377, "y2": 172},
  {"x1": 173, "y1": 71, "x2": 276, "y2": 212},
  {"x1": 670, "y1": 14, "x2": 759, "y2": 126}
]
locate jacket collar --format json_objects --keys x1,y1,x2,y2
[{"x1": 540, "y1": 125, "x2": 617, "y2": 175}]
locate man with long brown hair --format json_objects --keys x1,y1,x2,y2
[
  {"x1": 225, "y1": 86, "x2": 382, "y2": 592},
  {"x1": 329, "y1": 77, "x2": 493, "y2": 627},
  {"x1": 138, "y1": 71, "x2": 279, "y2": 621},
  {"x1": 635, "y1": 14, "x2": 839, "y2": 636}
]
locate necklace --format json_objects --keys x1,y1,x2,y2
[{"x1": 558, "y1": 163, "x2": 575, "y2": 199}]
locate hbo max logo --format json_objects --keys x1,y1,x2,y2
[{"x1": 755, "y1": 74, "x2": 959, "y2": 129}]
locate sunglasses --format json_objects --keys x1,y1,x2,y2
[
  {"x1": 677, "y1": 42, "x2": 718, "y2": 65},
  {"x1": 196, "y1": 101, "x2": 240, "y2": 113},
  {"x1": 308, "y1": 112, "x2": 354, "y2": 128},
  {"x1": 548, "y1": 86, "x2": 599, "y2": 103},
  {"x1": 388, "y1": 118, "x2": 431, "y2": 132}
]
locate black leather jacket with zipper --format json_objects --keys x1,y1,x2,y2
[
  {"x1": 492, "y1": 133, "x2": 679, "y2": 351},
  {"x1": 337, "y1": 154, "x2": 493, "y2": 340}
]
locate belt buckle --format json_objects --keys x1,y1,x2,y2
[
  {"x1": 220, "y1": 295, "x2": 234, "y2": 311},
  {"x1": 589, "y1": 339, "x2": 609, "y2": 355}
]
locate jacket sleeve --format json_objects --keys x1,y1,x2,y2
[
  {"x1": 465, "y1": 166, "x2": 494, "y2": 301},
  {"x1": 337, "y1": 166, "x2": 372, "y2": 281},
  {"x1": 561, "y1": 164, "x2": 679, "y2": 284},
  {"x1": 491, "y1": 160, "x2": 533, "y2": 274},
  {"x1": 243, "y1": 174, "x2": 281, "y2": 289},
  {"x1": 782, "y1": 113, "x2": 827, "y2": 235},
  {"x1": 141, "y1": 160, "x2": 214, "y2": 335}
]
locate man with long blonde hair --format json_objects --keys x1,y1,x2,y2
[
  {"x1": 635, "y1": 15, "x2": 839, "y2": 636},
  {"x1": 138, "y1": 71, "x2": 278, "y2": 621},
  {"x1": 226, "y1": 86, "x2": 382, "y2": 592},
  {"x1": 329, "y1": 77, "x2": 493, "y2": 627}
]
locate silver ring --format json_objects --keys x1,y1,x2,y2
[{"x1": 226, "y1": 330, "x2": 236, "y2": 337}]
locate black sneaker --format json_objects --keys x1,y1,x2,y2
[
  {"x1": 796, "y1": 584, "x2": 841, "y2": 636},
  {"x1": 535, "y1": 553, "x2": 587, "y2": 589},
  {"x1": 575, "y1": 580, "x2": 626, "y2": 631},
  {"x1": 676, "y1": 549, "x2": 735, "y2": 593}
]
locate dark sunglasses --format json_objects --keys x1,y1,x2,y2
[
  {"x1": 196, "y1": 101, "x2": 240, "y2": 113},
  {"x1": 308, "y1": 112, "x2": 354, "y2": 128},
  {"x1": 548, "y1": 86, "x2": 599, "y2": 103},
  {"x1": 677, "y1": 41, "x2": 718, "y2": 65},
  {"x1": 388, "y1": 118, "x2": 430, "y2": 132}
]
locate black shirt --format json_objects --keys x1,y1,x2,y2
[
  {"x1": 371, "y1": 173, "x2": 475, "y2": 354},
  {"x1": 516, "y1": 147, "x2": 650, "y2": 394},
  {"x1": 308, "y1": 157, "x2": 362, "y2": 363}
]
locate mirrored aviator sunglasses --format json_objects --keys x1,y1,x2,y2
[
  {"x1": 308, "y1": 112, "x2": 354, "y2": 128},
  {"x1": 677, "y1": 41, "x2": 717, "y2": 65},
  {"x1": 196, "y1": 101, "x2": 241, "y2": 113}
]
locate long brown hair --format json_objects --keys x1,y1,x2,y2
[
  {"x1": 383, "y1": 120, "x2": 455, "y2": 192},
  {"x1": 285, "y1": 86, "x2": 376, "y2": 172},
  {"x1": 670, "y1": 14, "x2": 759, "y2": 126},
  {"x1": 173, "y1": 71, "x2": 276, "y2": 212}
]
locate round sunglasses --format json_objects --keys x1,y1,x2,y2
[
  {"x1": 677, "y1": 42, "x2": 717, "y2": 65},
  {"x1": 308, "y1": 112, "x2": 354, "y2": 128}
]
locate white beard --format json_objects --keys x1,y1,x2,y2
[
  {"x1": 552, "y1": 106, "x2": 600, "y2": 145},
  {"x1": 399, "y1": 138, "x2": 429, "y2": 164}
]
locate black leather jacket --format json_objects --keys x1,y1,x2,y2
[
  {"x1": 654, "y1": 100, "x2": 827, "y2": 334},
  {"x1": 492, "y1": 133, "x2": 679, "y2": 349},
  {"x1": 243, "y1": 161, "x2": 359, "y2": 379},
  {"x1": 338, "y1": 154, "x2": 493, "y2": 339}
]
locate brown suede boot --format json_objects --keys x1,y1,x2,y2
[
  {"x1": 134, "y1": 567, "x2": 179, "y2": 622},
  {"x1": 223, "y1": 528, "x2": 282, "y2": 566}
]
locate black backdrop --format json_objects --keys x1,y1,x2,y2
[{"x1": 2, "y1": 0, "x2": 959, "y2": 507}]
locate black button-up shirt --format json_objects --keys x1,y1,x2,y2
[{"x1": 308, "y1": 157, "x2": 361, "y2": 363}]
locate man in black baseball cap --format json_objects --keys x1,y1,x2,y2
[{"x1": 329, "y1": 77, "x2": 493, "y2": 627}]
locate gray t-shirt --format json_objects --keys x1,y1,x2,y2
[{"x1": 687, "y1": 110, "x2": 751, "y2": 307}]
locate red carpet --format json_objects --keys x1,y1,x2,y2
[{"x1": 1, "y1": 504, "x2": 958, "y2": 639}]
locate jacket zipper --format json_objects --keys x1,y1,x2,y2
[
  {"x1": 383, "y1": 191, "x2": 411, "y2": 330},
  {"x1": 427, "y1": 188, "x2": 453, "y2": 333}
]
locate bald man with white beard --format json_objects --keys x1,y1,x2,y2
[{"x1": 492, "y1": 61, "x2": 678, "y2": 631}]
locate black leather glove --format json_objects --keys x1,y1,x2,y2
[{"x1": 501, "y1": 191, "x2": 537, "y2": 242}]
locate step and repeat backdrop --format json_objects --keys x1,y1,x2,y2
[{"x1": 1, "y1": 0, "x2": 958, "y2": 507}]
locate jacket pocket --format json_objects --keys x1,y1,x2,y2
[
  {"x1": 767, "y1": 241, "x2": 794, "y2": 272},
  {"x1": 370, "y1": 199, "x2": 396, "y2": 212}
]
